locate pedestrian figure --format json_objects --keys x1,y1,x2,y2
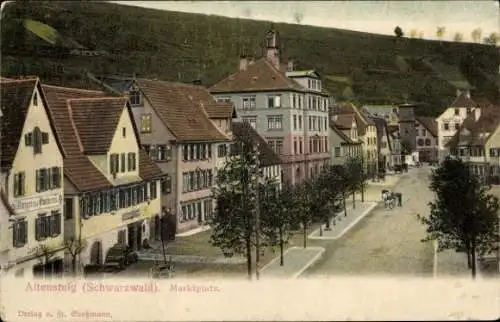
[{"x1": 396, "y1": 192, "x2": 403, "y2": 207}]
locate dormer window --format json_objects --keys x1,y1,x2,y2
[
  {"x1": 33, "y1": 92, "x2": 38, "y2": 106},
  {"x1": 129, "y1": 90, "x2": 142, "y2": 106},
  {"x1": 454, "y1": 108, "x2": 459, "y2": 116}
]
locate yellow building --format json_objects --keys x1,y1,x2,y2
[
  {"x1": 42, "y1": 84, "x2": 166, "y2": 271},
  {"x1": 0, "y1": 78, "x2": 65, "y2": 278}
]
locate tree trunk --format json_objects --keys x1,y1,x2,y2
[
  {"x1": 279, "y1": 226, "x2": 284, "y2": 266},
  {"x1": 467, "y1": 248, "x2": 472, "y2": 269},
  {"x1": 352, "y1": 191, "x2": 356, "y2": 209},
  {"x1": 361, "y1": 183, "x2": 365, "y2": 202},
  {"x1": 302, "y1": 220, "x2": 307, "y2": 248},
  {"x1": 471, "y1": 242, "x2": 477, "y2": 279},
  {"x1": 71, "y1": 257, "x2": 77, "y2": 277},
  {"x1": 246, "y1": 235, "x2": 252, "y2": 280},
  {"x1": 343, "y1": 194, "x2": 347, "y2": 216}
]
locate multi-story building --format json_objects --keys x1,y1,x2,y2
[
  {"x1": 332, "y1": 103, "x2": 378, "y2": 175},
  {"x1": 329, "y1": 114, "x2": 363, "y2": 165},
  {"x1": 210, "y1": 28, "x2": 330, "y2": 186},
  {"x1": 95, "y1": 77, "x2": 233, "y2": 233},
  {"x1": 447, "y1": 106, "x2": 500, "y2": 183},
  {"x1": 387, "y1": 125, "x2": 403, "y2": 168},
  {"x1": 361, "y1": 105, "x2": 399, "y2": 126},
  {"x1": 0, "y1": 78, "x2": 65, "y2": 278},
  {"x1": 231, "y1": 121, "x2": 283, "y2": 188},
  {"x1": 436, "y1": 92, "x2": 478, "y2": 162},
  {"x1": 42, "y1": 84, "x2": 166, "y2": 271},
  {"x1": 398, "y1": 103, "x2": 418, "y2": 155},
  {"x1": 415, "y1": 116, "x2": 439, "y2": 163},
  {"x1": 370, "y1": 116, "x2": 392, "y2": 171}
]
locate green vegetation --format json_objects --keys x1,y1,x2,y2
[{"x1": 1, "y1": 1, "x2": 499, "y2": 116}]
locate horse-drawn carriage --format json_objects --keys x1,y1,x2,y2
[{"x1": 381, "y1": 190, "x2": 402, "y2": 209}]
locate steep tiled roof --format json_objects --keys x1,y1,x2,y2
[
  {"x1": 449, "y1": 93, "x2": 477, "y2": 108},
  {"x1": 329, "y1": 121, "x2": 358, "y2": 145},
  {"x1": 137, "y1": 78, "x2": 230, "y2": 142},
  {"x1": 415, "y1": 116, "x2": 438, "y2": 137},
  {"x1": 177, "y1": 83, "x2": 234, "y2": 119},
  {"x1": 0, "y1": 79, "x2": 37, "y2": 170},
  {"x1": 43, "y1": 84, "x2": 165, "y2": 192},
  {"x1": 231, "y1": 122, "x2": 281, "y2": 167},
  {"x1": 332, "y1": 113, "x2": 356, "y2": 130},
  {"x1": 335, "y1": 102, "x2": 369, "y2": 135},
  {"x1": 210, "y1": 58, "x2": 304, "y2": 93},
  {"x1": 68, "y1": 97, "x2": 128, "y2": 154},
  {"x1": 475, "y1": 97, "x2": 494, "y2": 108}
]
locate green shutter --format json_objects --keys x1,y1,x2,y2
[{"x1": 25, "y1": 133, "x2": 33, "y2": 146}]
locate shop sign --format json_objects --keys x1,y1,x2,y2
[{"x1": 11, "y1": 193, "x2": 62, "y2": 214}]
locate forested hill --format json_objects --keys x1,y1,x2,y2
[{"x1": 1, "y1": 1, "x2": 499, "y2": 116}]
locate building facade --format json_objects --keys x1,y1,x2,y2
[
  {"x1": 97, "y1": 78, "x2": 233, "y2": 233},
  {"x1": 415, "y1": 116, "x2": 439, "y2": 163},
  {"x1": 42, "y1": 84, "x2": 165, "y2": 271},
  {"x1": 370, "y1": 116, "x2": 391, "y2": 171},
  {"x1": 0, "y1": 78, "x2": 65, "y2": 278},
  {"x1": 397, "y1": 103, "x2": 418, "y2": 155},
  {"x1": 329, "y1": 115, "x2": 362, "y2": 165},
  {"x1": 210, "y1": 28, "x2": 330, "y2": 186},
  {"x1": 436, "y1": 92, "x2": 478, "y2": 163},
  {"x1": 387, "y1": 125, "x2": 403, "y2": 168}
]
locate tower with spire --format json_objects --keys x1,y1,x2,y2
[{"x1": 264, "y1": 25, "x2": 281, "y2": 70}]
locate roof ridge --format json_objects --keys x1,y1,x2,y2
[
  {"x1": 65, "y1": 100, "x2": 85, "y2": 154},
  {"x1": 42, "y1": 84, "x2": 105, "y2": 94},
  {"x1": 199, "y1": 102, "x2": 231, "y2": 141},
  {"x1": 262, "y1": 59, "x2": 304, "y2": 90},
  {"x1": 0, "y1": 77, "x2": 38, "y2": 84},
  {"x1": 67, "y1": 96, "x2": 127, "y2": 102}
]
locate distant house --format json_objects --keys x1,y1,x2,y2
[
  {"x1": 332, "y1": 102, "x2": 378, "y2": 175},
  {"x1": 398, "y1": 103, "x2": 418, "y2": 154},
  {"x1": 231, "y1": 121, "x2": 282, "y2": 188},
  {"x1": 97, "y1": 77, "x2": 234, "y2": 234},
  {"x1": 436, "y1": 91, "x2": 479, "y2": 162},
  {"x1": 362, "y1": 105, "x2": 399, "y2": 126},
  {"x1": 387, "y1": 125, "x2": 403, "y2": 167},
  {"x1": 329, "y1": 114, "x2": 362, "y2": 165},
  {"x1": 370, "y1": 116, "x2": 392, "y2": 171},
  {"x1": 210, "y1": 28, "x2": 331, "y2": 186},
  {"x1": 415, "y1": 116, "x2": 438, "y2": 162},
  {"x1": 446, "y1": 106, "x2": 500, "y2": 184}
]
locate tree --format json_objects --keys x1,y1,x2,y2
[
  {"x1": 293, "y1": 12, "x2": 304, "y2": 24},
  {"x1": 436, "y1": 26, "x2": 446, "y2": 41},
  {"x1": 65, "y1": 237, "x2": 88, "y2": 277},
  {"x1": 260, "y1": 182, "x2": 295, "y2": 266},
  {"x1": 394, "y1": 26, "x2": 404, "y2": 38},
  {"x1": 453, "y1": 32, "x2": 464, "y2": 42},
  {"x1": 209, "y1": 135, "x2": 263, "y2": 280},
  {"x1": 471, "y1": 27, "x2": 482, "y2": 43},
  {"x1": 344, "y1": 156, "x2": 366, "y2": 208},
  {"x1": 312, "y1": 165, "x2": 344, "y2": 232},
  {"x1": 292, "y1": 180, "x2": 314, "y2": 248},
  {"x1": 483, "y1": 32, "x2": 499, "y2": 45},
  {"x1": 409, "y1": 29, "x2": 418, "y2": 38},
  {"x1": 417, "y1": 157, "x2": 500, "y2": 279}
]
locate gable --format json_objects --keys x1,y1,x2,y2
[{"x1": 109, "y1": 106, "x2": 140, "y2": 156}]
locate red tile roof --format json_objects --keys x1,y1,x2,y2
[
  {"x1": 0, "y1": 79, "x2": 38, "y2": 170},
  {"x1": 42, "y1": 84, "x2": 164, "y2": 192},
  {"x1": 449, "y1": 93, "x2": 477, "y2": 108},
  {"x1": 334, "y1": 102, "x2": 370, "y2": 135},
  {"x1": 231, "y1": 122, "x2": 281, "y2": 166},
  {"x1": 332, "y1": 113, "x2": 356, "y2": 130},
  {"x1": 415, "y1": 116, "x2": 438, "y2": 137},
  {"x1": 446, "y1": 107, "x2": 500, "y2": 148},
  {"x1": 68, "y1": 97, "x2": 128, "y2": 154},
  {"x1": 136, "y1": 78, "x2": 231, "y2": 142},
  {"x1": 210, "y1": 58, "x2": 303, "y2": 93},
  {"x1": 176, "y1": 83, "x2": 234, "y2": 119},
  {"x1": 329, "y1": 121, "x2": 359, "y2": 145}
]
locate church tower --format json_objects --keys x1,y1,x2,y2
[{"x1": 264, "y1": 27, "x2": 280, "y2": 70}]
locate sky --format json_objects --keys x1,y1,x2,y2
[{"x1": 112, "y1": 1, "x2": 499, "y2": 42}]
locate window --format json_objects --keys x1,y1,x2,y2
[
  {"x1": 421, "y1": 129, "x2": 426, "y2": 136},
  {"x1": 454, "y1": 108, "x2": 459, "y2": 116},
  {"x1": 268, "y1": 139, "x2": 284, "y2": 155},
  {"x1": 35, "y1": 212, "x2": 61, "y2": 240},
  {"x1": 218, "y1": 144, "x2": 227, "y2": 158},
  {"x1": 242, "y1": 117, "x2": 257, "y2": 129},
  {"x1": 324, "y1": 117, "x2": 327, "y2": 131},
  {"x1": 150, "y1": 181, "x2": 157, "y2": 199},
  {"x1": 242, "y1": 96, "x2": 256, "y2": 110},
  {"x1": 140, "y1": 114, "x2": 152, "y2": 133},
  {"x1": 127, "y1": 153, "x2": 136, "y2": 171},
  {"x1": 129, "y1": 90, "x2": 142, "y2": 106},
  {"x1": 216, "y1": 97, "x2": 232, "y2": 103},
  {"x1": 455, "y1": 123, "x2": 460, "y2": 130},
  {"x1": 292, "y1": 94, "x2": 296, "y2": 108},
  {"x1": 299, "y1": 138, "x2": 303, "y2": 154},
  {"x1": 50, "y1": 167, "x2": 61, "y2": 188},
  {"x1": 12, "y1": 219, "x2": 27, "y2": 248},
  {"x1": 308, "y1": 116, "x2": 312, "y2": 130},
  {"x1": 335, "y1": 147, "x2": 341, "y2": 157},
  {"x1": 293, "y1": 115, "x2": 297, "y2": 130},
  {"x1": 267, "y1": 95, "x2": 281, "y2": 108},
  {"x1": 466, "y1": 108, "x2": 472, "y2": 115},
  {"x1": 267, "y1": 116, "x2": 283, "y2": 130},
  {"x1": 155, "y1": 145, "x2": 172, "y2": 162},
  {"x1": 417, "y1": 138, "x2": 424, "y2": 146},
  {"x1": 110, "y1": 153, "x2": 119, "y2": 174},
  {"x1": 13, "y1": 172, "x2": 25, "y2": 197},
  {"x1": 64, "y1": 198, "x2": 73, "y2": 220},
  {"x1": 32, "y1": 127, "x2": 46, "y2": 154},
  {"x1": 298, "y1": 115, "x2": 303, "y2": 129},
  {"x1": 189, "y1": 145, "x2": 195, "y2": 160},
  {"x1": 33, "y1": 91, "x2": 38, "y2": 106},
  {"x1": 443, "y1": 123, "x2": 449, "y2": 130},
  {"x1": 425, "y1": 138, "x2": 431, "y2": 146},
  {"x1": 120, "y1": 153, "x2": 126, "y2": 172},
  {"x1": 293, "y1": 139, "x2": 297, "y2": 154},
  {"x1": 35, "y1": 169, "x2": 50, "y2": 192}
]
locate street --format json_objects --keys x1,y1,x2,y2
[{"x1": 304, "y1": 166, "x2": 436, "y2": 277}]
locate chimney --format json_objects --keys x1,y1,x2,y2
[
  {"x1": 287, "y1": 60, "x2": 294, "y2": 72},
  {"x1": 465, "y1": 89, "x2": 471, "y2": 99},
  {"x1": 239, "y1": 55, "x2": 248, "y2": 71}
]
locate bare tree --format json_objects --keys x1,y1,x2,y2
[
  {"x1": 471, "y1": 27, "x2": 482, "y2": 43},
  {"x1": 293, "y1": 12, "x2": 304, "y2": 24},
  {"x1": 65, "y1": 238, "x2": 87, "y2": 277},
  {"x1": 453, "y1": 32, "x2": 464, "y2": 42}
]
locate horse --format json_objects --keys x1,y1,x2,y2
[{"x1": 382, "y1": 191, "x2": 396, "y2": 209}]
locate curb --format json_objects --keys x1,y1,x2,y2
[
  {"x1": 259, "y1": 246, "x2": 325, "y2": 278},
  {"x1": 308, "y1": 202, "x2": 378, "y2": 240}
]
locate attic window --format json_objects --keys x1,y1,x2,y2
[
  {"x1": 129, "y1": 90, "x2": 141, "y2": 107},
  {"x1": 33, "y1": 92, "x2": 38, "y2": 106},
  {"x1": 454, "y1": 108, "x2": 459, "y2": 116}
]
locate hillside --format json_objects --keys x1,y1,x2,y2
[{"x1": 1, "y1": 1, "x2": 499, "y2": 116}]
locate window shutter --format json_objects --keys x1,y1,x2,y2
[
  {"x1": 35, "y1": 217, "x2": 41, "y2": 241},
  {"x1": 35, "y1": 170, "x2": 41, "y2": 192},
  {"x1": 55, "y1": 212, "x2": 61, "y2": 236},
  {"x1": 41, "y1": 132, "x2": 49, "y2": 144},
  {"x1": 25, "y1": 133, "x2": 33, "y2": 146},
  {"x1": 275, "y1": 95, "x2": 281, "y2": 107},
  {"x1": 12, "y1": 223, "x2": 18, "y2": 247}
]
